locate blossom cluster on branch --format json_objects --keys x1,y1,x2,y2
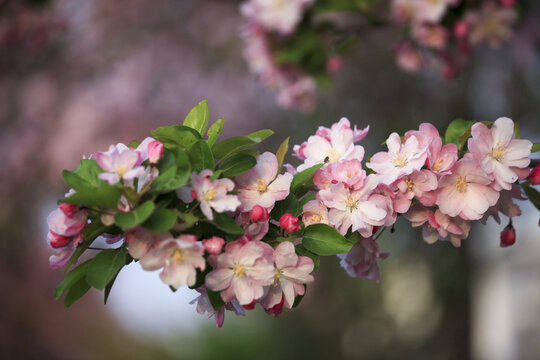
[
  {"x1": 239, "y1": 0, "x2": 521, "y2": 110},
  {"x1": 48, "y1": 100, "x2": 539, "y2": 327}
]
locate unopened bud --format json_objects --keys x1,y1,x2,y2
[
  {"x1": 59, "y1": 203, "x2": 79, "y2": 217},
  {"x1": 453, "y1": 21, "x2": 468, "y2": 38},
  {"x1": 202, "y1": 236, "x2": 225, "y2": 255},
  {"x1": 500, "y1": 222, "x2": 516, "y2": 247},
  {"x1": 250, "y1": 205, "x2": 269, "y2": 223},
  {"x1": 237, "y1": 234, "x2": 253, "y2": 245},
  {"x1": 264, "y1": 298, "x2": 284, "y2": 317},
  {"x1": 47, "y1": 231, "x2": 72, "y2": 249},
  {"x1": 148, "y1": 140, "x2": 164, "y2": 165},
  {"x1": 280, "y1": 213, "x2": 301, "y2": 233},
  {"x1": 529, "y1": 164, "x2": 540, "y2": 185},
  {"x1": 243, "y1": 300, "x2": 257, "y2": 310}
]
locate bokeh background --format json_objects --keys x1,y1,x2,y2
[{"x1": 1, "y1": 0, "x2": 539, "y2": 359}]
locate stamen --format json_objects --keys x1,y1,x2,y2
[
  {"x1": 202, "y1": 187, "x2": 217, "y2": 202},
  {"x1": 391, "y1": 151, "x2": 408, "y2": 168},
  {"x1": 491, "y1": 142, "x2": 506, "y2": 161},
  {"x1": 432, "y1": 158, "x2": 444, "y2": 172},
  {"x1": 256, "y1": 179, "x2": 268, "y2": 193},
  {"x1": 455, "y1": 176, "x2": 467, "y2": 192},
  {"x1": 234, "y1": 263, "x2": 246, "y2": 278}
]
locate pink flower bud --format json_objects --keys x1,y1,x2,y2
[
  {"x1": 59, "y1": 203, "x2": 79, "y2": 217},
  {"x1": 529, "y1": 164, "x2": 540, "y2": 185},
  {"x1": 280, "y1": 213, "x2": 301, "y2": 233},
  {"x1": 453, "y1": 21, "x2": 468, "y2": 38},
  {"x1": 250, "y1": 205, "x2": 269, "y2": 222},
  {"x1": 500, "y1": 223, "x2": 516, "y2": 247},
  {"x1": 264, "y1": 297, "x2": 284, "y2": 317},
  {"x1": 243, "y1": 299, "x2": 257, "y2": 310},
  {"x1": 237, "y1": 234, "x2": 253, "y2": 245},
  {"x1": 47, "y1": 231, "x2": 72, "y2": 249},
  {"x1": 148, "y1": 140, "x2": 164, "y2": 165},
  {"x1": 202, "y1": 236, "x2": 225, "y2": 255},
  {"x1": 326, "y1": 55, "x2": 343, "y2": 74}
]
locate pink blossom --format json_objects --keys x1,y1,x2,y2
[
  {"x1": 395, "y1": 169, "x2": 438, "y2": 209},
  {"x1": 135, "y1": 137, "x2": 156, "y2": 161},
  {"x1": 395, "y1": 42, "x2": 424, "y2": 73},
  {"x1": 427, "y1": 137, "x2": 458, "y2": 175},
  {"x1": 95, "y1": 143, "x2": 145, "y2": 185},
  {"x1": 125, "y1": 227, "x2": 169, "y2": 259},
  {"x1": 237, "y1": 212, "x2": 269, "y2": 241},
  {"x1": 313, "y1": 159, "x2": 365, "y2": 190},
  {"x1": 294, "y1": 118, "x2": 366, "y2": 171},
  {"x1": 205, "y1": 240, "x2": 275, "y2": 305},
  {"x1": 47, "y1": 207, "x2": 87, "y2": 239},
  {"x1": 250, "y1": 205, "x2": 269, "y2": 222},
  {"x1": 436, "y1": 159, "x2": 500, "y2": 220},
  {"x1": 468, "y1": 117, "x2": 532, "y2": 190},
  {"x1": 203, "y1": 236, "x2": 225, "y2": 256},
  {"x1": 464, "y1": 2, "x2": 517, "y2": 48},
  {"x1": 147, "y1": 140, "x2": 164, "y2": 165},
  {"x1": 260, "y1": 242, "x2": 314, "y2": 309},
  {"x1": 240, "y1": 0, "x2": 314, "y2": 35},
  {"x1": 481, "y1": 184, "x2": 526, "y2": 224},
  {"x1": 235, "y1": 152, "x2": 292, "y2": 212},
  {"x1": 191, "y1": 169, "x2": 241, "y2": 220},
  {"x1": 404, "y1": 205, "x2": 467, "y2": 246},
  {"x1": 280, "y1": 213, "x2": 301, "y2": 233},
  {"x1": 302, "y1": 200, "x2": 329, "y2": 226},
  {"x1": 139, "y1": 235, "x2": 205, "y2": 289},
  {"x1": 318, "y1": 173, "x2": 387, "y2": 237},
  {"x1": 49, "y1": 245, "x2": 75, "y2": 269},
  {"x1": 367, "y1": 132, "x2": 429, "y2": 185},
  {"x1": 412, "y1": 23, "x2": 448, "y2": 50},
  {"x1": 326, "y1": 55, "x2": 343, "y2": 74},
  {"x1": 190, "y1": 286, "x2": 245, "y2": 328},
  {"x1": 338, "y1": 237, "x2": 389, "y2": 283}
]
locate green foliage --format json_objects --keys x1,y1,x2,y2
[
  {"x1": 212, "y1": 129, "x2": 273, "y2": 159},
  {"x1": 532, "y1": 143, "x2": 540, "y2": 153},
  {"x1": 444, "y1": 118, "x2": 474, "y2": 149},
  {"x1": 207, "y1": 117, "x2": 225, "y2": 148},
  {"x1": 271, "y1": 193, "x2": 301, "y2": 220},
  {"x1": 189, "y1": 140, "x2": 215, "y2": 172},
  {"x1": 302, "y1": 223, "x2": 354, "y2": 256},
  {"x1": 55, "y1": 259, "x2": 92, "y2": 299},
  {"x1": 522, "y1": 183, "x2": 540, "y2": 212},
  {"x1": 290, "y1": 163, "x2": 323, "y2": 195},
  {"x1": 86, "y1": 246, "x2": 128, "y2": 290},
  {"x1": 151, "y1": 125, "x2": 201, "y2": 149},
  {"x1": 211, "y1": 211, "x2": 244, "y2": 235},
  {"x1": 59, "y1": 185, "x2": 122, "y2": 208},
  {"x1": 143, "y1": 208, "x2": 178, "y2": 232},
  {"x1": 64, "y1": 277, "x2": 91, "y2": 307},
  {"x1": 151, "y1": 147, "x2": 191, "y2": 191},
  {"x1": 183, "y1": 99, "x2": 209, "y2": 136},
  {"x1": 114, "y1": 201, "x2": 155, "y2": 229},
  {"x1": 219, "y1": 153, "x2": 257, "y2": 177},
  {"x1": 275, "y1": 137, "x2": 289, "y2": 174},
  {"x1": 207, "y1": 289, "x2": 225, "y2": 310},
  {"x1": 63, "y1": 221, "x2": 113, "y2": 272},
  {"x1": 62, "y1": 159, "x2": 106, "y2": 191}
]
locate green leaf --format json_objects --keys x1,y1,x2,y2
[
  {"x1": 59, "y1": 185, "x2": 122, "y2": 209},
  {"x1": 207, "y1": 289, "x2": 225, "y2": 310},
  {"x1": 211, "y1": 211, "x2": 244, "y2": 235},
  {"x1": 299, "y1": 193, "x2": 316, "y2": 208},
  {"x1": 176, "y1": 211, "x2": 199, "y2": 231},
  {"x1": 114, "y1": 201, "x2": 155, "y2": 229},
  {"x1": 295, "y1": 244, "x2": 320, "y2": 272},
  {"x1": 151, "y1": 148, "x2": 191, "y2": 191},
  {"x1": 128, "y1": 140, "x2": 141, "y2": 148},
  {"x1": 62, "y1": 159, "x2": 106, "y2": 191},
  {"x1": 212, "y1": 129, "x2": 274, "y2": 159},
  {"x1": 291, "y1": 163, "x2": 323, "y2": 194},
  {"x1": 270, "y1": 193, "x2": 300, "y2": 220},
  {"x1": 275, "y1": 137, "x2": 289, "y2": 174},
  {"x1": 302, "y1": 223, "x2": 354, "y2": 256},
  {"x1": 151, "y1": 125, "x2": 201, "y2": 149},
  {"x1": 532, "y1": 143, "x2": 540, "y2": 153},
  {"x1": 522, "y1": 184, "x2": 540, "y2": 212},
  {"x1": 86, "y1": 247, "x2": 128, "y2": 290},
  {"x1": 55, "y1": 259, "x2": 92, "y2": 299},
  {"x1": 104, "y1": 274, "x2": 118, "y2": 304},
  {"x1": 444, "y1": 118, "x2": 474, "y2": 146},
  {"x1": 206, "y1": 117, "x2": 224, "y2": 147},
  {"x1": 514, "y1": 122, "x2": 520, "y2": 139},
  {"x1": 64, "y1": 277, "x2": 91, "y2": 307},
  {"x1": 143, "y1": 208, "x2": 177, "y2": 232},
  {"x1": 189, "y1": 140, "x2": 215, "y2": 172},
  {"x1": 219, "y1": 153, "x2": 257, "y2": 177},
  {"x1": 64, "y1": 221, "x2": 112, "y2": 272},
  {"x1": 183, "y1": 99, "x2": 210, "y2": 136}
]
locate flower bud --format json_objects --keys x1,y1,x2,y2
[
  {"x1": 264, "y1": 298, "x2": 284, "y2": 317},
  {"x1": 500, "y1": 223, "x2": 516, "y2": 247},
  {"x1": 280, "y1": 213, "x2": 301, "y2": 233},
  {"x1": 237, "y1": 234, "x2": 253, "y2": 245},
  {"x1": 250, "y1": 205, "x2": 269, "y2": 223},
  {"x1": 529, "y1": 164, "x2": 540, "y2": 185},
  {"x1": 203, "y1": 236, "x2": 225, "y2": 255},
  {"x1": 148, "y1": 140, "x2": 164, "y2": 165},
  {"x1": 326, "y1": 55, "x2": 343, "y2": 74},
  {"x1": 243, "y1": 300, "x2": 257, "y2": 310},
  {"x1": 500, "y1": 0, "x2": 516, "y2": 8},
  {"x1": 59, "y1": 203, "x2": 79, "y2": 217},
  {"x1": 47, "y1": 231, "x2": 72, "y2": 249},
  {"x1": 453, "y1": 21, "x2": 468, "y2": 38}
]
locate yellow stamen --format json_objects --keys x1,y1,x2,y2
[
  {"x1": 256, "y1": 179, "x2": 268, "y2": 193},
  {"x1": 202, "y1": 187, "x2": 217, "y2": 202},
  {"x1": 491, "y1": 142, "x2": 506, "y2": 161},
  {"x1": 455, "y1": 176, "x2": 468, "y2": 192},
  {"x1": 346, "y1": 193, "x2": 360, "y2": 212},
  {"x1": 172, "y1": 248, "x2": 184, "y2": 263},
  {"x1": 391, "y1": 152, "x2": 408, "y2": 168},
  {"x1": 311, "y1": 214, "x2": 322, "y2": 223},
  {"x1": 327, "y1": 149, "x2": 340, "y2": 163},
  {"x1": 405, "y1": 179, "x2": 414, "y2": 191},
  {"x1": 432, "y1": 158, "x2": 444, "y2": 172},
  {"x1": 116, "y1": 166, "x2": 127, "y2": 177},
  {"x1": 273, "y1": 268, "x2": 283, "y2": 286},
  {"x1": 234, "y1": 263, "x2": 246, "y2": 278}
]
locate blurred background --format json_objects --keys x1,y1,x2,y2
[{"x1": 1, "y1": 0, "x2": 539, "y2": 359}]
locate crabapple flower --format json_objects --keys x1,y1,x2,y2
[
  {"x1": 205, "y1": 240, "x2": 275, "y2": 305},
  {"x1": 313, "y1": 159, "x2": 365, "y2": 190},
  {"x1": 140, "y1": 235, "x2": 205, "y2": 289},
  {"x1": 367, "y1": 132, "x2": 429, "y2": 185},
  {"x1": 464, "y1": 2, "x2": 517, "y2": 48},
  {"x1": 338, "y1": 237, "x2": 389, "y2": 283},
  {"x1": 125, "y1": 227, "x2": 170, "y2": 259},
  {"x1": 395, "y1": 42, "x2": 424, "y2": 73},
  {"x1": 95, "y1": 143, "x2": 145, "y2": 185},
  {"x1": 412, "y1": 23, "x2": 448, "y2": 50},
  {"x1": 190, "y1": 286, "x2": 246, "y2": 328},
  {"x1": 240, "y1": 0, "x2": 314, "y2": 35},
  {"x1": 294, "y1": 118, "x2": 366, "y2": 171},
  {"x1": 49, "y1": 245, "x2": 76, "y2": 269},
  {"x1": 468, "y1": 117, "x2": 532, "y2": 191},
  {"x1": 235, "y1": 152, "x2": 293, "y2": 212},
  {"x1": 191, "y1": 169, "x2": 241, "y2": 220},
  {"x1": 280, "y1": 213, "x2": 301, "y2": 233},
  {"x1": 427, "y1": 137, "x2": 458, "y2": 175},
  {"x1": 319, "y1": 172, "x2": 387, "y2": 236},
  {"x1": 147, "y1": 140, "x2": 164, "y2": 165},
  {"x1": 237, "y1": 212, "x2": 269, "y2": 241},
  {"x1": 482, "y1": 184, "x2": 526, "y2": 224},
  {"x1": 436, "y1": 159, "x2": 500, "y2": 220},
  {"x1": 302, "y1": 200, "x2": 329, "y2": 226},
  {"x1": 260, "y1": 241, "x2": 314, "y2": 309},
  {"x1": 203, "y1": 237, "x2": 225, "y2": 256},
  {"x1": 404, "y1": 205, "x2": 467, "y2": 247},
  {"x1": 395, "y1": 169, "x2": 438, "y2": 208}
]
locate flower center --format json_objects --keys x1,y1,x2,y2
[
  {"x1": 233, "y1": 263, "x2": 246, "y2": 278},
  {"x1": 327, "y1": 149, "x2": 340, "y2": 163},
  {"x1": 346, "y1": 193, "x2": 360, "y2": 211},
  {"x1": 202, "y1": 186, "x2": 217, "y2": 202},
  {"x1": 405, "y1": 179, "x2": 414, "y2": 191},
  {"x1": 491, "y1": 142, "x2": 506, "y2": 161},
  {"x1": 172, "y1": 248, "x2": 184, "y2": 263},
  {"x1": 432, "y1": 158, "x2": 444, "y2": 171},
  {"x1": 116, "y1": 166, "x2": 127, "y2": 177},
  {"x1": 273, "y1": 268, "x2": 283, "y2": 286},
  {"x1": 256, "y1": 179, "x2": 268, "y2": 193},
  {"x1": 455, "y1": 176, "x2": 468, "y2": 192},
  {"x1": 391, "y1": 151, "x2": 408, "y2": 168},
  {"x1": 311, "y1": 214, "x2": 322, "y2": 223}
]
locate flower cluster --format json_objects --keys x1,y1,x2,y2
[
  {"x1": 47, "y1": 101, "x2": 539, "y2": 327},
  {"x1": 238, "y1": 0, "x2": 522, "y2": 110}
]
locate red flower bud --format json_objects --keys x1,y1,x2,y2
[
  {"x1": 264, "y1": 297, "x2": 284, "y2": 317},
  {"x1": 500, "y1": 223, "x2": 516, "y2": 247},
  {"x1": 453, "y1": 21, "x2": 468, "y2": 38},
  {"x1": 243, "y1": 300, "x2": 257, "y2": 310},
  {"x1": 529, "y1": 164, "x2": 540, "y2": 185},
  {"x1": 237, "y1": 234, "x2": 253, "y2": 245},
  {"x1": 148, "y1": 140, "x2": 164, "y2": 165},
  {"x1": 250, "y1": 205, "x2": 269, "y2": 223},
  {"x1": 202, "y1": 236, "x2": 225, "y2": 255},
  {"x1": 47, "y1": 231, "x2": 72, "y2": 249},
  {"x1": 326, "y1": 55, "x2": 343, "y2": 74},
  {"x1": 59, "y1": 203, "x2": 79, "y2": 217},
  {"x1": 280, "y1": 213, "x2": 301, "y2": 233}
]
